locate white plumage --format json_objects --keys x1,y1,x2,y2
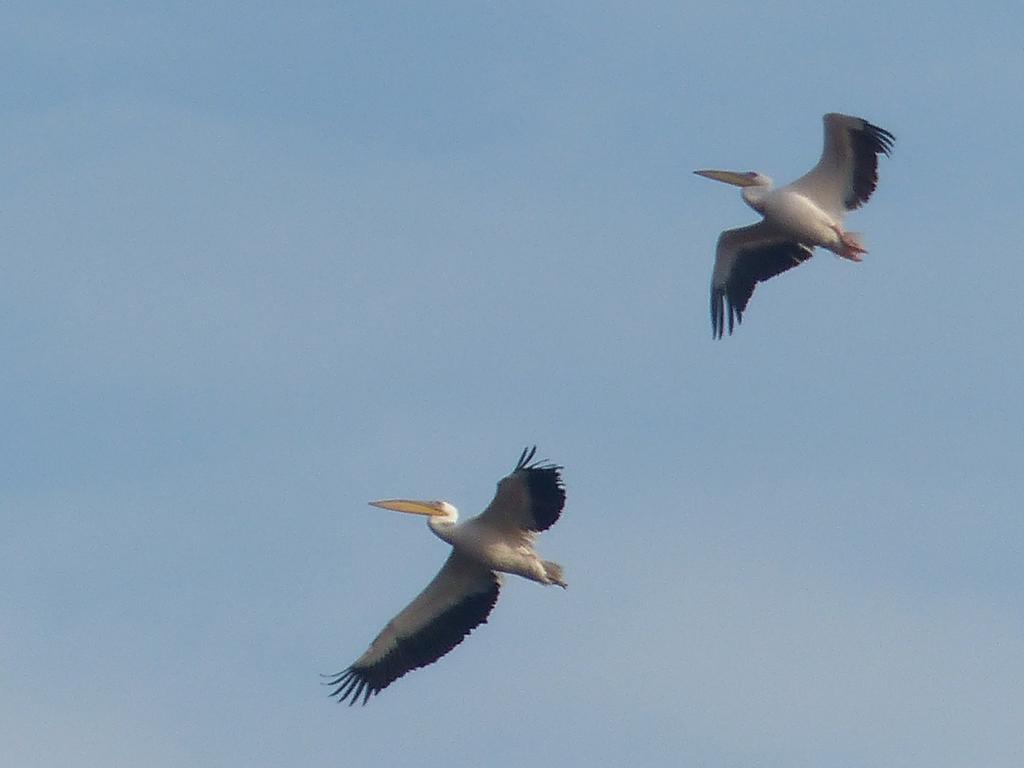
[
  {"x1": 327, "y1": 447, "x2": 566, "y2": 705},
  {"x1": 696, "y1": 113, "x2": 895, "y2": 338}
]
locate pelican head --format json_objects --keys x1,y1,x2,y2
[
  {"x1": 369, "y1": 499, "x2": 459, "y2": 523},
  {"x1": 695, "y1": 169, "x2": 773, "y2": 213},
  {"x1": 694, "y1": 169, "x2": 771, "y2": 188}
]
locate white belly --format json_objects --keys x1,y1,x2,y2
[
  {"x1": 763, "y1": 190, "x2": 841, "y2": 247},
  {"x1": 452, "y1": 522, "x2": 535, "y2": 573}
]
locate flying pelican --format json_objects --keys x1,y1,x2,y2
[
  {"x1": 696, "y1": 112, "x2": 894, "y2": 338},
  {"x1": 327, "y1": 446, "x2": 567, "y2": 705}
]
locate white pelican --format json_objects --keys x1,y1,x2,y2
[
  {"x1": 696, "y1": 113, "x2": 894, "y2": 338},
  {"x1": 327, "y1": 446, "x2": 567, "y2": 705}
]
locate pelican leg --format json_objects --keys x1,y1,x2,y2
[
  {"x1": 830, "y1": 223, "x2": 866, "y2": 262},
  {"x1": 541, "y1": 560, "x2": 567, "y2": 588}
]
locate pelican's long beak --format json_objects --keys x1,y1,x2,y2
[
  {"x1": 694, "y1": 169, "x2": 759, "y2": 187},
  {"x1": 369, "y1": 499, "x2": 449, "y2": 517}
]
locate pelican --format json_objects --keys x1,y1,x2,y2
[
  {"x1": 696, "y1": 113, "x2": 894, "y2": 338},
  {"x1": 327, "y1": 446, "x2": 567, "y2": 705}
]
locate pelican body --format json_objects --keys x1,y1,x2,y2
[
  {"x1": 696, "y1": 113, "x2": 894, "y2": 338},
  {"x1": 327, "y1": 446, "x2": 566, "y2": 705}
]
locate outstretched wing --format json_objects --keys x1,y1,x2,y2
[
  {"x1": 327, "y1": 552, "x2": 501, "y2": 705},
  {"x1": 475, "y1": 446, "x2": 566, "y2": 535},
  {"x1": 710, "y1": 222, "x2": 814, "y2": 338},
  {"x1": 789, "y1": 113, "x2": 895, "y2": 216}
]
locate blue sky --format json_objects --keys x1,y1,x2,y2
[{"x1": 3, "y1": 2, "x2": 1023, "y2": 766}]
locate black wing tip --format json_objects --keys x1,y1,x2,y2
[
  {"x1": 514, "y1": 445, "x2": 538, "y2": 471},
  {"x1": 514, "y1": 445, "x2": 563, "y2": 475},
  {"x1": 847, "y1": 119, "x2": 894, "y2": 208},
  {"x1": 711, "y1": 287, "x2": 723, "y2": 338},
  {"x1": 514, "y1": 446, "x2": 566, "y2": 531},
  {"x1": 324, "y1": 667, "x2": 379, "y2": 706},
  {"x1": 826, "y1": 112, "x2": 895, "y2": 156},
  {"x1": 730, "y1": 305, "x2": 742, "y2": 335},
  {"x1": 525, "y1": 468, "x2": 565, "y2": 531},
  {"x1": 862, "y1": 120, "x2": 896, "y2": 156},
  {"x1": 711, "y1": 287, "x2": 742, "y2": 339}
]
